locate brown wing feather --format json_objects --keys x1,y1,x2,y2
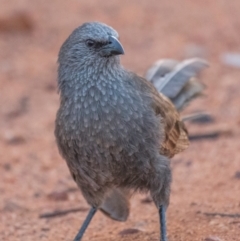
[
  {"x1": 132, "y1": 73, "x2": 189, "y2": 158},
  {"x1": 152, "y1": 91, "x2": 189, "y2": 158}
]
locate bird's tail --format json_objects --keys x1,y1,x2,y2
[
  {"x1": 100, "y1": 188, "x2": 131, "y2": 222},
  {"x1": 145, "y1": 58, "x2": 209, "y2": 112}
]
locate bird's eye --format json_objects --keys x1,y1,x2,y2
[{"x1": 86, "y1": 39, "x2": 95, "y2": 47}]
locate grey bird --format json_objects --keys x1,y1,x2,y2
[{"x1": 55, "y1": 22, "x2": 199, "y2": 241}]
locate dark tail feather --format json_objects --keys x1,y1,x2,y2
[{"x1": 100, "y1": 188, "x2": 131, "y2": 222}]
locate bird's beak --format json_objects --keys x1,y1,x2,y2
[{"x1": 101, "y1": 36, "x2": 125, "y2": 57}]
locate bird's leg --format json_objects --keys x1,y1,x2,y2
[
  {"x1": 73, "y1": 207, "x2": 97, "y2": 241},
  {"x1": 150, "y1": 155, "x2": 171, "y2": 241},
  {"x1": 159, "y1": 205, "x2": 168, "y2": 241}
]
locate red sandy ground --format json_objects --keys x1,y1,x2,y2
[{"x1": 0, "y1": 1, "x2": 240, "y2": 241}]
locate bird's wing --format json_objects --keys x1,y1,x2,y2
[
  {"x1": 152, "y1": 90, "x2": 189, "y2": 158},
  {"x1": 132, "y1": 73, "x2": 189, "y2": 158}
]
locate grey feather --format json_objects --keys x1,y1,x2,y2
[
  {"x1": 146, "y1": 58, "x2": 208, "y2": 98},
  {"x1": 145, "y1": 58, "x2": 208, "y2": 111},
  {"x1": 171, "y1": 78, "x2": 205, "y2": 111},
  {"x1": 145, "y1": 59, "x2": 179, "y2": 85}
]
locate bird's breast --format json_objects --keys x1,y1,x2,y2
[{"x1": 55, "y1": 79, "x2": 161, "y2": 166}]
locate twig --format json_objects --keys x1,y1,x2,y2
[
  {"x1": 189, "y1": 132, "x2": 220, "y2": 141},
  {"x1": 189, "y1": 126, "x2": 233, "y2": 141},
  {"x1": 203, "y1": 212, "x2": 240, "y2": 218},
  {"x1": 39, "y1": 207, "x2": 88, "y2": 219},
  {"x1": 182, "y1": 112, "x2": 213, "y2": 123}
]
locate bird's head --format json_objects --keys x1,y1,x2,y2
[{"x1": 58, "y1": 22, "x2": 124, "y2": 68}]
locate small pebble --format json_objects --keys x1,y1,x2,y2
[
  {"x1": 204, "y1": 236, "x2": 223, "y2": 241},
  {"x1": 118, "y1": 228, "x2": 140, "y2": 235},
  {"x1": 47, "y1": 191, "x2": 69, "y2": 201},
  {"x1": 234, "y1": 171, "x2": 240, "y2": 179}
]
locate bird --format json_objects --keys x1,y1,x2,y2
[{"x1": 55, "y1": 21, "x2": 207, "y2": 241}]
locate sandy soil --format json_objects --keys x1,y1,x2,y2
[{"x1": 0, "y1": 1, "x2": 240, "y2": 241}]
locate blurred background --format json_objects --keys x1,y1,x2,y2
[{"x1": 0, "y1": 0, "x2": 240, "y2": 241}]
